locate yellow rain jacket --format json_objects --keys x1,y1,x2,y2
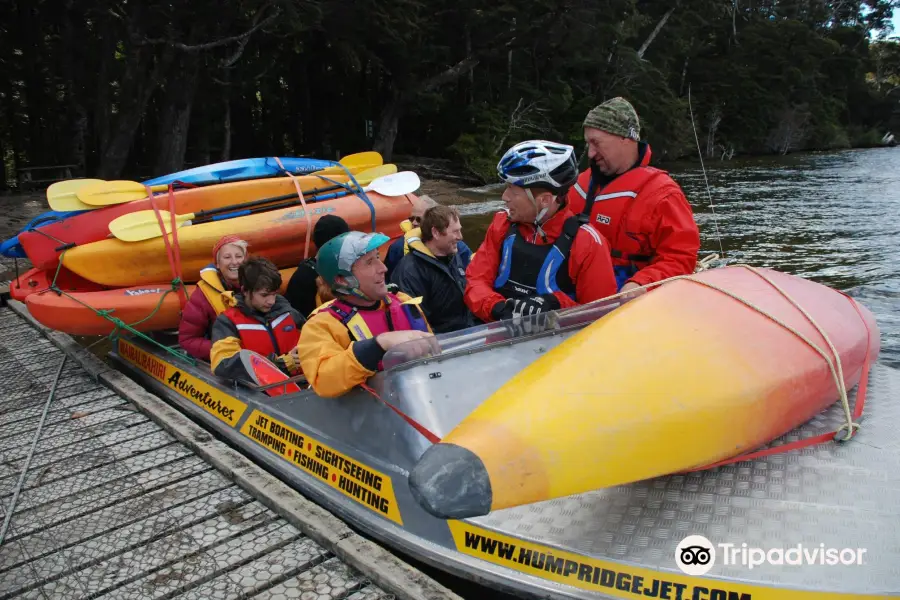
[{"x1": 297, "y1": 291, "x2": 432, "y2": 398}]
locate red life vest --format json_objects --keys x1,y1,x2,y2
[
  {"x1": 223, "y1": 307, "x2": 301, "y2": 357},
  {"x1": 318, "y1": 292, "x2": 430, "y2": 342},
  {"x1": 569, "y1": 165, "x2": 672, "y2": 270}
]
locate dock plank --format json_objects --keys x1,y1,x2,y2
[
  {"x1": 0, "y1": 469, "x2": 233, "y2": 572},
  {"x1": 166, "y1": 536, "x2": 328, "y2": 600},
  {"x1": 0, "y1": 305, "x2": 398, "y2": 600}
]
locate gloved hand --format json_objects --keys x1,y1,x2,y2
[
  {"x1": 274, "y1": 348, "x2": 302, "y2": 376},
  {"x1": 492, "y1": 294, "x2": 561, "y2": 337},
  {"x1": 510, "y1": 294, "x2": 560, "y2": 317}
]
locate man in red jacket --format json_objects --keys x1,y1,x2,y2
[
  {"x1": 568, "y1": 97, "x2": 700, "y2": 292},
  {"x1": 465, "y1": 140, "x2": 618, "y2": 327}
]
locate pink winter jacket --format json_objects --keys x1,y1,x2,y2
[{"x1": 178, "y1": 278, "x2": 235, "y2": 360}]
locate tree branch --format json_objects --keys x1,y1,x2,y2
[
  {"x1": 637, "y1": 7, "x2": 675, "y2": 59},
  {"x1": 220, "y1": 1, "x2": 276, "y2": 67},
  {"x1": 139, "y1": 7, "x2": 280, "y2": 53},
  {"x1": 416, "y1": 56, "x2": 481, "y2": 94}
]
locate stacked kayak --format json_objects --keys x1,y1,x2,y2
[
  {"x1": 142, "y1": 156, "x2": 341, "y2": 186},
  {"x1": 19, "y1": 166, "x2": 378, "y2": 271},
  {"x1": 14, "y1": 153, "x2": 420, "y2": 336},
  {"x1": 25, "y1": 267, "x2": 297, "y2": 335},
  {"x1": 58, "y1": 189, "x2": 410, "y2": 287},
  {"x1": 9, "y1": 266, "x2": 106, "y2": 303},
  {"x1": 1, "y1": 155, "x2": 378, "y2": 261}
]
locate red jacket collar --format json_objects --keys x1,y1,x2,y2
[{"x1": 507, "y1": 204, "x2": 576, "y2": 243}]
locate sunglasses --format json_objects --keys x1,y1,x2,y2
[{"x1": 410, "y1": 215, "x2": 423, "y2": 224}]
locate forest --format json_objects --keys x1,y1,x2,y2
[{"x1": 2, "y1": 0, "x2": 900, "y2": 188}]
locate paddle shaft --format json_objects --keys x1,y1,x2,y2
[
  {"x1": 198, "y1": 184, "x2": 368, "y2": 224},
  {"x1": 190, "y1": 181, "x2": 358, "y2": 221}
]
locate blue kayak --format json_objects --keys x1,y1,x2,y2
[
  {"x1": 0, "y1": 210, "x2": 89, "y2": 258},
  {"x1": 143, "y1": 157, "x2": 336, "y2": 186}
]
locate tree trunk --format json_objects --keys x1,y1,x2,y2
[
  {"x1": 679, "y1": 55, "x2": 690, "y2": 96},
  {"x1": 372, "y1": 56, "x2": 480, "y2": 161},
  {"x1": 372, "y1": 94, "x2": 403, "y2": 162},
  {"x1": 507, "y1": 18, "x2": 516, "y2": 90},
  {"x1": 97, "y1": 44, "x2": 174, "y2": 178},
  {"x1": 62, "y1": 0, "x2": 88, "y2": 172},
  {"x1": 0, "y1": 74, "x2": 22, "y2": 185},
  {"x1": 732, "y1": 0, "x2": 739, "y2": 43},
  {"x1": 18, "y1": 0, "x2": 48, "y2": 164},
  {"x1": 637, "y1": 7, "x2": 675, "y2": 59},
  {"x1": 93, "y1": 23, "x2": 115, "y2": 168},
  {"x1": 220, "y1": 98, "x2": 232, "y2": 161},
  {"x1": 154, "y1": 54, "x2": 200, "y2": 175}
]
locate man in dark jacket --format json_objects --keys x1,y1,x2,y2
[
  {"x1": 284, "y1": 215, "x2": 350, "y2": 317},
  {"x1": 390, "y1": 205, "x2": 475, "y2": 334}
]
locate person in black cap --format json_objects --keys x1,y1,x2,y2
[{"x1": 284, "y1": 214, "x2": 350, "y2": 317}]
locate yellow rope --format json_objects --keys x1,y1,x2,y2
[{"x1": 573, "y1": 262, "x2": 862, "y2": 441}]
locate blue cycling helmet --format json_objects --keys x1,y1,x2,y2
[{"x1": 497, "y1": 140, "x2": 579, "y2": 194}]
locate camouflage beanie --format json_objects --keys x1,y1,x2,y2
[{"x1": 583, "y1": 97, "x2": 640, "y2": 141}]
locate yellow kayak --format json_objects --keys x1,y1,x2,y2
[{"x1": 61, "y1": 192, "x2": 414, "y2": 287}]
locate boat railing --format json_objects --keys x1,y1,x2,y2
[{"x1": 382, "y1": 289, "x2": 643, "y2": 371}]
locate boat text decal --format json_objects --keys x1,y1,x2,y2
[
  {"x1": 448, "y1": 522, "x2": 874, "y2": 600},
  {"x1": 274, "y1": 205, "x2": 336, "y2": 223},
  {"x1": 118, "y1": 339, "x2": 247, "y2": 426},
  {"x1": 240, "y1": 410, "x2": 403, "y2": 525}
]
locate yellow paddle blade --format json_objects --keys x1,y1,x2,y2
[
  {"x1": 46, "y1": 179, "x2": 106, "y2": 212},
  {"x1": 77, "y1": 180, "x2": 169, "y2": 206},
  {"x1": 313, "y1": 162, "x2": 380, "y2": 176},
  {"x1": 340, "y1": 151, "x2": 382, "y2": 168},
  {"x1": 353, "y1": 164, "x2": 398, "y2": 185},
  {"x1": 108, "y1": 210, "x2": 191, "y2": 242}
]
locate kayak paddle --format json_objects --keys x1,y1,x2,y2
[
  {"x1": 75, "y1": 152, "x2": 384, "y2": 207},
  {"x1": 105, "y1": 165, "x2": 396, "y2": 241},
  {"x1": 108, "y1": 168, "x2": 418, "y2": 243},
  {"x1": 239, "y1": 349, "x2": 302, "y2": 397},
  {"x1": 46, "y1": 179, "x2": 106, "y2": 212}
]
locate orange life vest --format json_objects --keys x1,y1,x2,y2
[{"x1": 223, "y1": 307, "x2": 301, "y2": 357}]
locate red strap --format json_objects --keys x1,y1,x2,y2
[
  {"x1": 273, "y1": 157, "x2": 312, "y2": 259},
  {"x1": 360, "y1": 383, "x2": 442, "y2": 444},
  {"x1": 684, "y1": 293, "x2": 873, "y2": 473},
  {"x1": 146, "y1": 184, "x2": 188, "y2": 308}
]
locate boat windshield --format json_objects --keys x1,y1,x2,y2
[{"x1": 381, "y1": 291, "x2": 639, "y2": 371}]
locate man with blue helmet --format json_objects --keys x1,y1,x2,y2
[
  {"x1": 296, "y1": 230, "x2": 437, "y2": 397},
  {"x1": 464, "y1": 140, "x2": 618, "y2": 326}
]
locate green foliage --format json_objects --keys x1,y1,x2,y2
[{"x1": 1, "y1": 0, "x2": 900, "y2": 185}]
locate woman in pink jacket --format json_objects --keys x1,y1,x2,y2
[{"x1": 178, "y1": 235, "x2": 248, "y2": 361}]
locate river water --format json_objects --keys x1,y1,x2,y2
[{"x1": 453, "y1": 147, "x2": 900, "y2": 368}]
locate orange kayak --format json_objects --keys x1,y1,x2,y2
[
  {"x1": 19, "y1": 172, "x2": 364, "y2": 271},
  {"x1": 61, "y1": 191, "x2": 412, "y2": 287},
  {"x1": 24, "y1": 267, "x2": 299, "y2": 336},
  {"x1": 9, "y1": 266, "x2": 106, "y2": 302}
]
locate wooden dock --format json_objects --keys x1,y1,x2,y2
[{"x1": 0, "y1": 305, "x2": 458, "y2": 600}]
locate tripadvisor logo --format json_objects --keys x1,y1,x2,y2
[
  {"x1": 675, "y1": 535, "x2": 715, "y2": 576},
  {"x1": 676, "y1": 535, "x2": 868, "y2": 575}
]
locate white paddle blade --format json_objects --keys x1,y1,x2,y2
[{"x1": 366, "y1": 171, "x2": 421, "y2": 197}]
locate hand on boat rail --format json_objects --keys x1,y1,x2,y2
[{"x1": 377, "y1": 330, "x2": 441, "y2": 361}]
